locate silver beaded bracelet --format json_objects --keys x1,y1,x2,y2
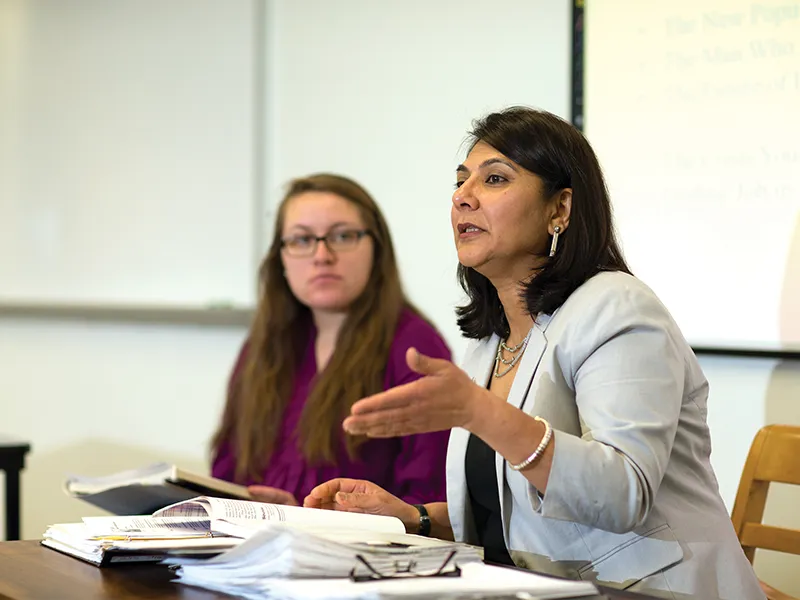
[{"x1": 509, "y1": 416, "x2": 553, "y2": 471}]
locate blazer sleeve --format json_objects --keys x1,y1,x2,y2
[
  {"x1": 384, "y1": 315, "x2": 452, "y2": 504},
  {"x1": 537, "y1": 281, "x2": 687, "y2": 534}
]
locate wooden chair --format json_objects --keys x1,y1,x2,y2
[{"x1": 731, "y1": 425, "x2": 800, "y2": 600}]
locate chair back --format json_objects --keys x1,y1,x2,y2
[{"x1": 731, "y1": 424, "x2": 800, "y2": 563}]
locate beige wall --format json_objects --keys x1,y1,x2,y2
[{"x1": 0, "y1": 319, "x2": 246, "y2": 537}]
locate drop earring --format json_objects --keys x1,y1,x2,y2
[{"x1": 549, "y1": 225, "x2": 561, "y2": 257}]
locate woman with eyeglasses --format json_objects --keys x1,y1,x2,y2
[{"x1": 210, "y1": 173, "x2": 451, "y2": 507}]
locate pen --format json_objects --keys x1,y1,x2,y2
[{"x1": 91, "y1": 532, "x2": 216, "y2": 542}]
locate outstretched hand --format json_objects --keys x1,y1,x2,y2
[
  {"x1": 342, "y1": 347, "x2": 483, "y2": 438},
  {"x1": 303, "y1": 478, "x2": 418, "y2": 530}
]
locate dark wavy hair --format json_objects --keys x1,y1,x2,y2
[{"x1": 456, "y1": 107, "x2": 631, "y2": 340}]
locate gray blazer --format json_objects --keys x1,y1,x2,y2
[{"x1": 446, "y1": 272, "x2": 764, "y2": 599}]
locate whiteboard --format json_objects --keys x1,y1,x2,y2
[
  {"x1": 583, "y1": 0, "x2": 800, "y2": 353},
  {"x1": 0, "y1": 0, "x2": 260, "y2": 308},
  {"x1": 263, "y1": 0, "x2": 572, "y2": 358}
]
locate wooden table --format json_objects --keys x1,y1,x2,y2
[
  {"x1": 0, "y1": 541, "x2": 238, "y2": 600},
  {"x1": 0, "y1": 540, "x2": 662, "y2": 600},
  {"x1": 0, "y1": 435, "x2": 30, "y2": 540}
]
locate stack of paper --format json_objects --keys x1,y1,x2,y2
[
  {"x1": 169, "y1": 526, "x2": 597, "y2": 599},
  {"x1": 170, "y1": 523, "x2": 482, "y2": 581},
  {"x1": 258, "y1": 563, "x2": 598, "y2": 600},
  {"x1": 175, "y1": 547, "x2": 596, "y2": 600}
]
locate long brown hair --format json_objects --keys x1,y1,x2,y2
[{"x1": 212, "y1": 174, "x2": 416, "y2": 482}]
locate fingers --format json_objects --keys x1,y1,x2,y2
[
  {"x1": 302, "y1": 494, "x2": 374, "y2": 514},
  {"x1": 344, "y1": 413, "x2": 427, "y2": 437},
  {"x1": 304, "y1": 478, "x2": 371, "y2": 507},
  {"x1": 303, "y1": 480, "x2": 387, "y2": 515},
  {"x1": 302, "y1": 495, "x2": 330, "y2": 509},
  {"x1": 406, "y1": 347, "x2": 451, "y2": 376},
  {"x1": 333, "y1": 491, "x2": 383, "y2": 513},
  {"x1": 349, "y1": 376, "x2": 439, "y2": 417},
  {"x1": 350, "y1": 384, "x2": 418, "y2": 416},
  {"x1": 303, "y1": 497, "x2": 340, "y2": 511},
  {"x1": 304, "y1": 479, "x2": 344, "y2": 504},
  {"x1": 348, "y1": 355, "x2": 456, "y2": 418}
]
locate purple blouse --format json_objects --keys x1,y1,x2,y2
[{"x1": 212, "y1": 309, "x2": 452, "y2": 504}]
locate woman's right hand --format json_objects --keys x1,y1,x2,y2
[{"x1": 303, "y1": 478, "x2": 420, "y2": 533}]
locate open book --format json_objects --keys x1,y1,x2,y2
[
  {"x1": 153, "y1": 495, "x2": 407, "y2": 536},
  {"x1": 64, "y1": 462, "x2": 250, "y2": 515},
  {"x1": 42, "y1": 496, "x2": 415, "y2": 567}
]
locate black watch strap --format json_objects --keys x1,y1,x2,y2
[{"x1": 413, "y1": 504, "x2": 431, "y2": 537}]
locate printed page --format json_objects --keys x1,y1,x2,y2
[
  {"x1": 211, "y1": 519, "x2": 423, "y2": 542},
  {"x1": 110, "y1": 536, "x2": 241, "y2": 551},
  {"x1": 154, "y1": 496, "x2": 405, "y2": 534},
  {"x1": 82, "y1": 516, "x2": 212, "y2": 538},
  {"x1": 44, "y1": 522, "x2": 240, "y2": 554}
]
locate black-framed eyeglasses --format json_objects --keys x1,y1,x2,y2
[
  {"x1": 280, "y1": 229, "x2": 371, "y2": 257},
  {"x1": 349, "y1": 549, "x2": 461, "y2": 582}
]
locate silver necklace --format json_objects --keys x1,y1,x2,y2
[{"x1": 494, "y1": 329, "x2": 532, "y2": 378}]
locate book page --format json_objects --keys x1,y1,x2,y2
[
  {"x1": 154, "y1": 497, "x2": 405, "y2": 534},
  {"x1": 43, "y1": 522, "x2": 241, "y2": 559},
  {"x1": 110, "y1": 537, "x2": 240, "y2": 551},
  {"x1": 82, "y1": 516, "x2": 212, "y2": 538},
  {"x1": 212, "y1": 519, "x2": 424, "y2": 542}
]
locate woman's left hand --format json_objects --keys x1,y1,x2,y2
[{"x1": 343, "y1": 347, "x2": 486, "y2": 437}]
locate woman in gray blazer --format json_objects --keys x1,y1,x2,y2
[{"x1": 304, "y1": 108, "x2": 764, "y2": 599}]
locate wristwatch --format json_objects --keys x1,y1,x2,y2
[{"x1": 413, "y1": 504, "x2": 431, "y2": 537}]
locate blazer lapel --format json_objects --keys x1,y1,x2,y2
[
  {"x1": 471, "y1": 333, "x2": 498, "y2": 389},
  {"x1": 505, "y1": 322, "x2": 548, "y2": 410},
  {"x1": 447, "y1": 336, "x2": 500, "y2": 543},
  {"x1": 496, "y1": 321, "x2": 549, "y2": 540}
]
